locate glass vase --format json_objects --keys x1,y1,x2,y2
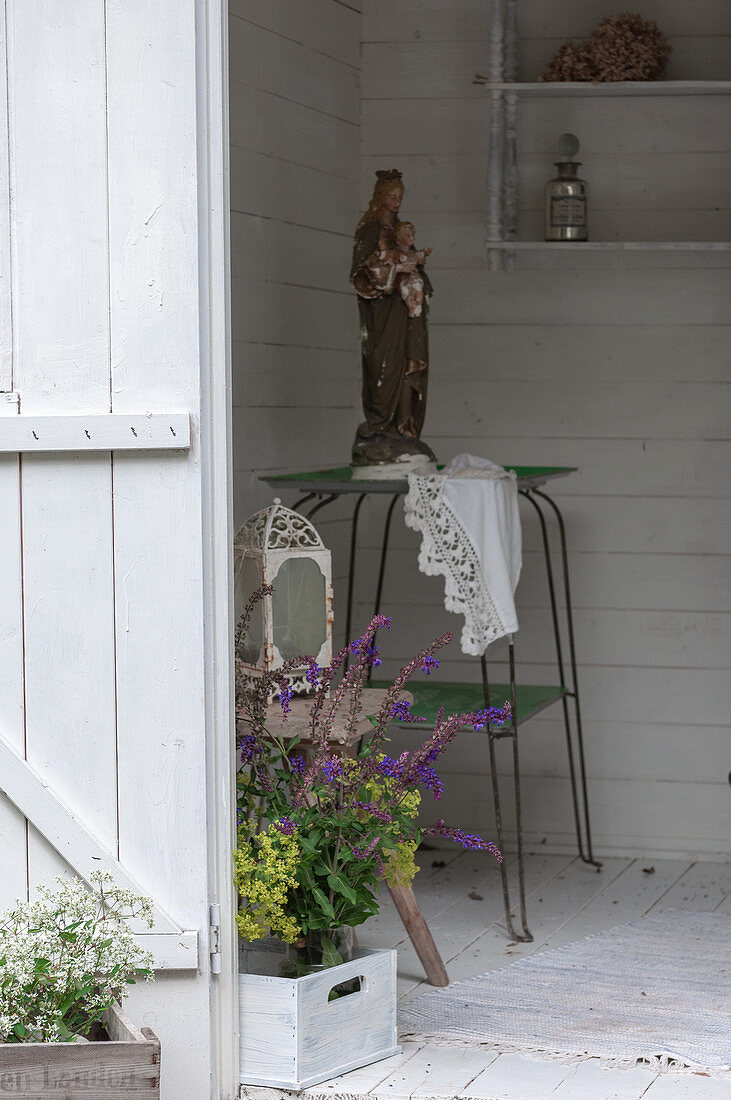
[{"x1": 283, "y1": 926, "x2": 354, "y2": 978}]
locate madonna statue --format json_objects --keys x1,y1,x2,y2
[{"x1": 350, "y1": 169, "x2": 437, "y2": 468}]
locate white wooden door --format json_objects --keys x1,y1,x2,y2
[{"x1": 0, "y1": 2, "x2": 235, "y2": 1096}]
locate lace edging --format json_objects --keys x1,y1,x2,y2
[{"x1": 404, "y1": 475, "x2": 509, "y2": 655}]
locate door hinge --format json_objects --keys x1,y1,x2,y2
[{"x1": 209, "y1": 903, "x2": 222, "y2": 975}]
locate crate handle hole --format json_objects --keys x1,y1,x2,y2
[{"x1": 326, "y1": 973, "x2": 366, "y2": 1002}]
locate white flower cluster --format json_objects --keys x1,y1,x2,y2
[{"x1": 0, "y1": 869, "x2": 154, "y2": 1043}]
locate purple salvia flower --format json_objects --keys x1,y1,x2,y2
[
  {"x1": 291, "y1": 764, "x2": 320, "y2": 807},
  {"x1": 376, "y1": 756, "x2": 397, "y2": 779},
  {"x1": 471, "y1": 702, "x2": 512, "y2": 730},
  {"x1": 308, "y1": 643, "x2": 349, "y2": 750},
  {"x1": 289, "y1": 753, "x2": 306, "y2": 776},
  {"x1": 426, "y1": 818, "x2": 502, "y2": 861},
  {"x1": 376, "y1": 750, "x2": 411, "y2": 784},
  {"x1": 321, "y1": 756, "x2": 344, "y2": 782},
  {"x1": 254, "y1": 766, "x2": 273, "y2": 793},
  {"x1": 420, "y1": 655, "x2": 440, "y2": 675},
  {"x1": 355, "y1": 801, "x2": 393, "y2": 824},
  {"x1": 318, "y1": 617, "x2": 388, "y2": 749},
  {"x1": 309, "y1": 642, "x2": 352, "y2": 741},
  {"x1": 401, "y1": 703, "x2": 509, "y2": 788},
  {"x1": 391, "y1": 698, "x2": 427, "y2": 723},
  {"x1": 349, "y1": 835, "x2": 381, "y2": 861},
  {"x1": 377, "y1": 749, "x2": 443, "y2": 798},
  {"x1": 349, "y1": 635, "x2": 382, "y2": 669},
  {"x1": 239, "y1": 733, "x2": 259, "y2": 764},
  {"x1": 415, "y1": 763, "x2": 444, "y2": 800},
  {"x1": 273, "y1": 816, "x2": 296, "y2": 836},
  {"x1": 277, "y1": 679, "x2": 294, "y2": 717},
  {"x1": 306, "y1": 663, "x2": 321, "y2": 687},
  {"x1": 366, "y1": 631, "x2": 454, "y2": 758}
]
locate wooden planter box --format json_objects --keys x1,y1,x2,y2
[
  {"x1": 239, "y1": 947, "x2": 399, "y2": 1091},
  {"x1": 0, "y1": 1002, "x2": 160, "y2": 1099}
]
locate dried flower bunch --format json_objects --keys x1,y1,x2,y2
[
  {"x1": 0, "y1": 870, "x2": 153, "y2": 1043},
  {"x1": 542, "y1": 12, "x2": 671, "y2": 83},
  {"x1": 234, "y1": 589, "x2": 509, "y2": 952}
]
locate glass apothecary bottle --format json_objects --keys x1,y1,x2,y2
[{"x1": 545, "y1": 161, "x2": 588, "y2": 242}]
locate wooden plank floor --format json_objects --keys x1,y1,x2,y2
[{"x1": 240, "y1": 851, "x2": 731, "y2": 1100}]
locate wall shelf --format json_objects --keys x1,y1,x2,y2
[
  {"x1": 488, "y1": 241, "x2": 731, "y2": 251},
  {"x1": 482, "y1": 1, "x2": 731, "y2": 268},
  {"x1": 476, "y1": 80, "x2": 731, "y2": 98}
]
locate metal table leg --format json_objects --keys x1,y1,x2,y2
[
  {"x1": 367, "y1": 493, "x2": 401, "y2": 680},
  {"x1": 533, "y1": 488, "x2": 600, "y2": 868},
  {"x1": 305, "y1": 493, "x2": 337, "y2": 522},
  {"x1": 293, "y1": 492, "x2": 318, "y2": 512},
  {"x1": 520, "y1": 489, "x2": 600, "y2": 869},
  {"x1": 482, "y1": 650, "x2": 533, "y2": 943},
  {"x1": 344, "y1": 493, "x2": 368, "y2": 651},
  {"x1": 373, "y1": 494, "x2": 400, "y2": 617}
]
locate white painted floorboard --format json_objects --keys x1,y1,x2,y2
[{"x1": 241, "y1": 852, "x2": 731, "y2": 1100}]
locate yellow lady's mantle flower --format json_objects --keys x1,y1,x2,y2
[{"x1": 234, "y1": 825, "x2": 302, "y2": 944}]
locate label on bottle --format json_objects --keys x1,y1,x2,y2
[{"x1": 550, "y1": 195, "x2": 586, "y2": 228}]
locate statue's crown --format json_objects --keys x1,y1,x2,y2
[{"x1": 375, "y1": 169, "x2": 403, "y2": 182}]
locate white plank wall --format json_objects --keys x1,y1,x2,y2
[
  {"x1": 0, "y1": 450, "x2": 26, "y2": 904},
  {"x1": 357, "y1": 0, "x2": 731, "y2": 858},
  {"x1": 105, "y1": 4, "x2": 213, "y2": 1095},
  {"x1": 0, "y1": 7, "x2": 10, "y2": 393},
  {"x1": 7, "y1": 0, "x2": 118, "y2": 890},
  {"x1": 228, "y1": 0, "x2": 362, "y2": 530},
  {"x1": 0, "y1": 2, "x2": 222, "y2": 1095},
  {"x1": 0, "y1": 13, "x2": 23, "y2": 903}
]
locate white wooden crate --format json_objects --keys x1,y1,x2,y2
[{"x1": 238, "y1": 948, "x2": 399, "y2": 1090}]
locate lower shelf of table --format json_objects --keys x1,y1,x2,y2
[{"x1": 371, "y1": 680, "x2": 568, "y2": 735}]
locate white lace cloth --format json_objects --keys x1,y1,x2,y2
[{"x1": 404, "y1": 454, "x2": 521, "y2": 655}]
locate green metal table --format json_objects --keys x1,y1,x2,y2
[{"x1": 261, "y1": 465, "x2": 600, "y2": 943}]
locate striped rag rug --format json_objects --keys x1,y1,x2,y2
[{"x1": 398, "y1": 909, "x2": 731, "y2": 1078}]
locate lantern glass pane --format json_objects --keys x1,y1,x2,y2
[
  {"x1": 234, "y1": 554, "x2": 264, "y2": 665},
  {"x1": 272, "y1": 557, "x2": 326, "y2": 661}
]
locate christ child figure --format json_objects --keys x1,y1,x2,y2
[{"x1": 377, "y1": 221, "x2": 432, "y2": 318}]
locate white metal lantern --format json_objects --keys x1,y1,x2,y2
[{"x1": 234, "y1": 499, "x2": 333, "y2": 691}]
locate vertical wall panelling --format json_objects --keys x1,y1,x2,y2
[
  {"x1": 0, "y1": 3, "x2": 26, "y2": 909},
  {"x1": 7, "y1": 0, "x2": 118, "y2": 887},
  {"x1": 105, "y1": 2, "x2": 212, "y2": 1094},
  {"x1": 228, "y1": 0, "x2": 362, "y2": 530},
  {"x1": 0, "y1": 3, "x2": 11, "y2": 392},
  {"x1": 359, "y1": 1, "x2": 731, "y2": 858},
  {"x1": 0, "y1": 447, "x2": 26, "y2": 907}
]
